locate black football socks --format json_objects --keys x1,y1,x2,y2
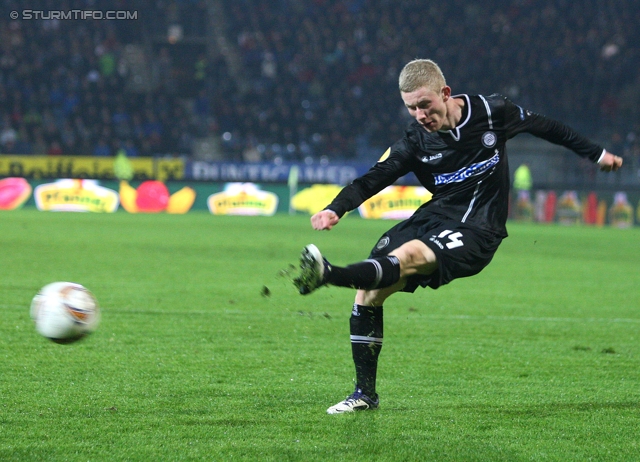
[
  {"x1": 350, "y1": 304, "x2": 383, "y2": 397},
  {"x1": 326, "y1": 256, "x2": 400, "y2": 290}
]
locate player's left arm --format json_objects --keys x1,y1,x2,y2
[{"x1": 496, "y1": 95, "x2": 622, "y2": 170}]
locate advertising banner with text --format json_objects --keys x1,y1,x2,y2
[
  {"x1": 0, "y1": 156, "x2": 184, "y2": 182},
  {"x1": 185, "y1": 160, "x2": 420, "y2": 185}
]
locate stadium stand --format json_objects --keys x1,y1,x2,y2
[{"x1": 0, "y1": 0, "x2": 638, "y2": 171}]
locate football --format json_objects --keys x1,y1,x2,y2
[{"x1": 30, "y1": 282, "x2": 100, "y2": 344}]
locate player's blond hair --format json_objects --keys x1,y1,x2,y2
[{"x1": 398, "y1": 59, "x2": 446, "y2": 93}]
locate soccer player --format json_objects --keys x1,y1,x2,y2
[{"x1": 293, "y1": 59, "x2": 623, "y2": 414}]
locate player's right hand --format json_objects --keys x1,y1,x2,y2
[{"x1": 311, "y1": 209, "x2": 340, "y2": 230}]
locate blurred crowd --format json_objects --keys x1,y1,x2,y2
[
  {"x1": 220, "y1": 0, "x2": 640, "y2": 163},
  {"x1": 0, "y1": 0, "x2": 639, "y2": 166},
  {"x1": 0, "y1": 0, "x2": 198, "y2": 158}
]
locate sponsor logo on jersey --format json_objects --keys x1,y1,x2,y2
[
  {"x1": 433, "y1": 152, "x2": 500, "y2": 185},
  {"x1": 420, "y1": 153, "x2": 443, "y2": 163},
  {"x1": 481, "y1": 131, "x2": 497, "y2": 148},
  {"x1": 429, "y1": 236, "x2": 444, "y2": 249}
]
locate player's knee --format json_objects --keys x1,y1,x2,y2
[
  {"x1": 355, "y1": 281, "x2": 404, "y2": 306},
  {"x1": 355, "y1": 289, "x2": 380, "y2": 306},
  {"x1": 390, "y1": 240, "x2": 437, "y2": 277}
]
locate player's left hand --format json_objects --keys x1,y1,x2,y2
[{"x1": 598, "y1": 151, "x2": 623, "y2": 172}]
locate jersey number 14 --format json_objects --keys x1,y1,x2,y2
[{"x1": 438, "y1": 230, "x2": 464, "y2": 249}]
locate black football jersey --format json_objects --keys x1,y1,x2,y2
[{"x1": 325, "y1": 94, "x2": 604, "y2": 237}]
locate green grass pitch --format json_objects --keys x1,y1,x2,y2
[{"x1": 1, "y1": 209, "x2": 639, "y2": 461}]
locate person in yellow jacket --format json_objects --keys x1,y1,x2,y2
[
  {"x1": 513, "y1": 163, "x2": 532, "y2": 192},
  {"x1": 513, "y1": 163, "x2": 533, "y2": 220}
]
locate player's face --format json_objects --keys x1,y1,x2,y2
[{"x1": 401, "y1": 86, "x2": 450, "y2": 132}]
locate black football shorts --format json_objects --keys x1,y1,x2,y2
[{"x1": 368, "y1": 212, "x2": 503, "y2": 292}]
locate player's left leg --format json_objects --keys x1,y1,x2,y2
[
  {"x1": 326, "y1": 284, "x2": 401, "y2": 414},
  {"x1": 324, "y1": 225, "x2": 503, "y2": 413},
  {"x1": 326, "y1": 241, "x2": 437, "y2": 414},
  {"x1": 293, "y1": 237, "x2": 440, "y2": 413}
]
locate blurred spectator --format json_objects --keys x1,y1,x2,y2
[
  {"x1": 513, "y1": 164, "x2": 533, "y2": 193},
  {"x1": 92, "y1": 138, "x2": 111, "y2": 157},
  {"x1": 47, "y1": 141, "x2": 63, "y2": 156},
  {"x1": 123, "y1": 139, "x2": 140, "y2": 158},
  {"x1": 0, "y1": 121, "x2": 17, "y2": 151}
]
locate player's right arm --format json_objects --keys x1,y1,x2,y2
[{"x1": 312, "y1": 139, "x2": 415, "y2": 230}]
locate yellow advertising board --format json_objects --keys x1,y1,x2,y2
[
  {"x1": 0, "y1": 156, "x2": 184, "y2": 182},
  {"x1": 359, "y1": 186, "x2": 432, "y2": 220},
  {"x1": 290, "y1": 184, "x2": 344, "y2": 215},
  {"x1": 556, "y1": 191, "x2": 581, "y2": 225},
  {"x1": 208, "y1": 183, "x2": 278, "y2": 216},
  {"x1": 609, "y1": 192, "x2": 634, "y2": 228},
  {"x1": 34, "y1": 179, "x2": 119, "y2": 212}
]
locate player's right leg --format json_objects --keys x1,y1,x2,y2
[
  {"x1": 295, "y1": 243, "x2": 403, "y2": 295},
  {"x1": 293, "y1": 244, "x2": 328, "y2": 295},
  {"x1": 294, "y1": 240, "x2": 436, "y2": 295}
]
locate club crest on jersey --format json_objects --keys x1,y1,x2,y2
[
  {"x1": 376, "y1": 236, "x2": 390, "y2": 250},
  {"x1": 482, "y1": 131, "x2": 497, "y2": 148}
]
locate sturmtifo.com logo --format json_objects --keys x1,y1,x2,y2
[{"x1": 10, "y1": 10, "x2": 138, "y2": 20}]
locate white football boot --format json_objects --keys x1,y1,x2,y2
[
  {"x1": 294, "y1": 244, "x2": 328, "y2": 295},
  {"x1": 327, "y1": 388, "x2": 379, "y2": 414}
]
